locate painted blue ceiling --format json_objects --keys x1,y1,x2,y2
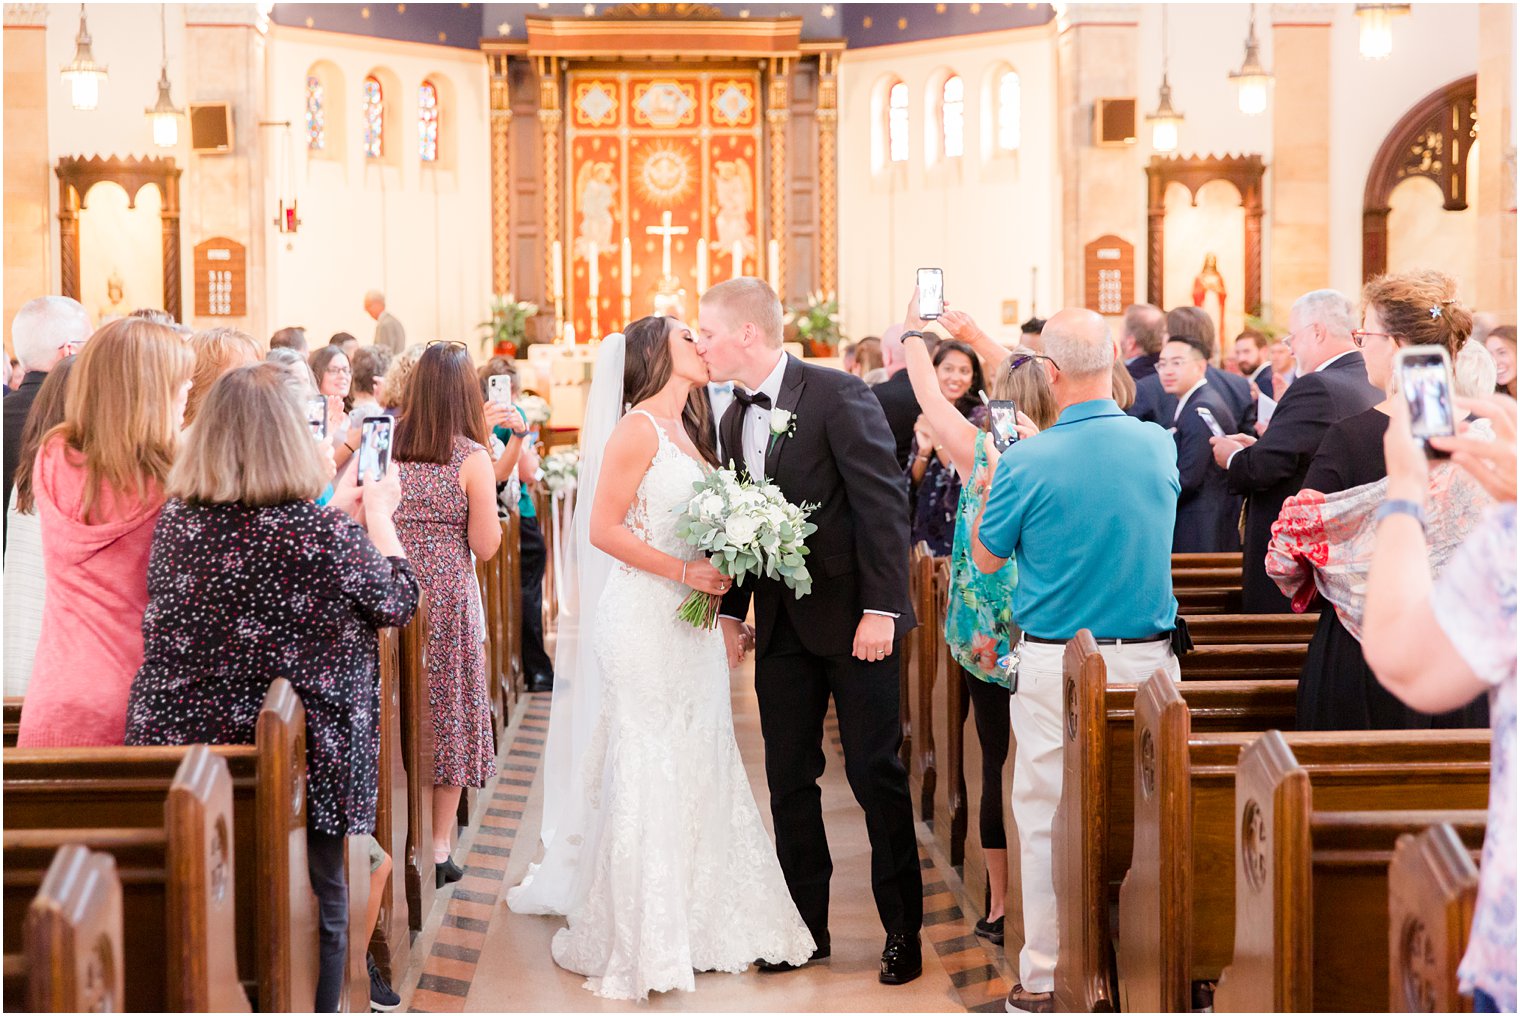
[{"x1": 269, "y1": 3, "x2": 1055, "y2": 51}]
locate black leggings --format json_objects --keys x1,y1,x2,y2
[
  {"x1": 963, "y1": 669, "x2": 1010, "y2": 850},
  {"x1": 306, "y1": 830, "x2": 348, "y2": 1013}
]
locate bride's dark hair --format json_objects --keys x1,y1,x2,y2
[{"x1": 622, "y1": 315, "x2": 719, "y2": 467}]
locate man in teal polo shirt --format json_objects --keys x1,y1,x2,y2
[{"x1": 970, "y1": 307, "x2": 1180, "y2": 1014}]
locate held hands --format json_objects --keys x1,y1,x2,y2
[
  {"x1": 852, "y1": 613, "x2": 895, "y2": 663},
  {"x1": 1209, "y1": 432, "x2": 1257, "y2": 469},
  {"x1": 719, "y1": 616, "x2": 749, "y2": 668}
]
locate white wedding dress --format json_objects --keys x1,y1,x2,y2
[{"x1": 511, "y1": 409, "x2": 815, "y2": 1001}]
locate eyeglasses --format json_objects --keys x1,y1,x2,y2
[
  {"x1": 323, "y1": 365, "x2": 352, "y2": 376},
  {"x1": 427, "y1": 339, "x2": 468, "y2": 351},
  {"x1": 1351, "y1": 330, "x2": 1403, "y2": 348},
  {"x1": 1007, "y1": 353, "x2": 1060, "y2": 373}
]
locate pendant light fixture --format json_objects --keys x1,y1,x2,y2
[
  {"x1": 1229, "y1": 4, "x2": 1273, "y2": 116},
  {"x1": 59, "y1": 4, "x2": 108, "y2": 111},
  {"x1": 1354, "y1": 4, "x2": 1410, "y2": 61},
  {"x1": 1146, "y1": 6, "x2": 1183, "y2": 153},
  {"x1": 145, "y1": 4, "x2": 184, "y2": 147}
]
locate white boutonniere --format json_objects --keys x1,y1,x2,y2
[{"x1": 768, "y1": 408, "x2": 798, "y2": 452}]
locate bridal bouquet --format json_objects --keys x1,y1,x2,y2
[
  {"x1": 673, "y1": 469, "x2": 817, "y2": 629},
  {"x1": 542, "y1": 449, "x2": 579, "y2": 496}
]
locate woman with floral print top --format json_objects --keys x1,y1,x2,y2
[{"x1": 125, "y1": 365, "x2": 418, "y2": 1013}]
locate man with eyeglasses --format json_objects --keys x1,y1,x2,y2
[{"x1": 1209, "y1": 289, "x2": 1382, "y2": 613}]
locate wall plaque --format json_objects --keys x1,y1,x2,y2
[
  {"x1": 1083, "y1": 234, "x2": 1134, "y2": 316},
  {"x1": 193, "y1": 237, "x2": 246, "y2": 317}
]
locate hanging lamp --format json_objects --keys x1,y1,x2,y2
[
  {"x1": 59, "y1": 4, "x2": 107, "y2": 111},
  {"x1": 1146, "y1": 7, "x2": 1183, "y2": 153},
  {"x1": 1229, "y1": 4, "x2": 1273, "y2": 116},
  {"x1": 1354, "y1": 4, "x2": 1410, "y2": 61},
  {"x1": 145, "y1": 4, "x2": 184, "y2": 147}
]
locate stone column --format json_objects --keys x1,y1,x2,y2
[
  {"x1": 815, "y1": 50, "x2": 839, "y2": 299},
  {"x1": 766, "y1": 57, "x2": 791, "y2": 301},
  {"x1": 4, "y1": 3, "x2": 51, "y2": 349},
  {"x1": 488, "y1": 52, "x2": 513, "y2": 297},
  {"x1": 1477, "y1": 3, "x2": 1516, "y2": 321},
  {"x1": 536, "y1": 55, "x2": 563, "y2": 334},
  {"x1": 1055, "y1": 4, "x2": 1142, "y2": 313},
  {"x1": 1268, "y1": 4, "x2": 1334, "y2": 325}
]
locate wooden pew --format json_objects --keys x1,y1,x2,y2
[
  {"x1": 504, "y1": 511, "x2": 525, "y2": 703},
  {"x1": 2, "y1": 698, "x2": 19, "y2": 748},
  {"x1": 369, "y1": 628, "x2": 411, "y2": 988},
  {"x1": 928, "y1": 560, "x2": 968, "y2": 868},
  {"x1": 1051, "y1": 633, "x2": 1298, "y2": 1013},
  {"x1": 1179, "y1": 642, "x2": 1307, "y2": 681},
  {"x1": 907, "y1": 548, "x2": 946, "y2": 824},
  {"x1": 399, "y1": 592, "x2": 438, "y2": 931},
  {"x1": 1119, "y1": 684, "x2": 1490, "y2": 1014},
  {"x1": 1214, "y1": 731, "x2": 1487, "y2": 1012},
  {"x1": 4, "y1": 845, "x2": 124, "y2": 1012},
  {"x1": 4, "y1": 746, "x2": 250, "y2": 1012},
  {"x1": 1171, "y1": 566, "x2": 1244, "y2": 589},
  {"x1": 3, "y1": 680, "x2": 319, "y2": 1011},
  {"x1": 1172, "y1": 552, "x2": 1241, "y2": 570},
  {"x1": 478, "y1": 551, "x2": 505, "y2": 747},
  {"x1": 898, "y1": 544, "x2": 934, "y2": 773},
  {"x1": 1184, "y1": 613, "x2": 1318, "y2": 645},
  {"x1": 1388, "y1": 823, "x2": 1480, "y2": 1014}
]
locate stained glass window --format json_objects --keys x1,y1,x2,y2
[
  {"x1": 305, "y1": 75, "x2": 325, "y2": 151},
  {"x1": 419, "y1": 80, "x2": 439, "y2": 162},
  {"x1": 362, "y1": 75, "x2": 383, "y2": 159},
  {"x1": 888, "y1": 81, "x2": 908, "y2": 163},
  {"x1": 998, "y1": 70, "x2": 1021, "y2": 151},
  {"x1": 942, "y1": 75, "x2": 965, "y2": 159}
]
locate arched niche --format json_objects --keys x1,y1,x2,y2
[
  {"x1": 1362, "y1": 74, "x2": 1478, "y2": 283},
  {"x1": 56, "y1": 156, "x2": 183, "y2": 322},
  {"x1": 1145, "y1": 154, "x2": 1265, "y2": 319}
]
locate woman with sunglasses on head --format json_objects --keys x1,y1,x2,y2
[
  {"x1": 1273, "y1": 269, "x2": 1491, "y2": 732},
  {"x1": 897, "y1": 293, "x2": 1057, "y2": 947}
]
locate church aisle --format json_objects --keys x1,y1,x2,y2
[{"x1": 398, "y1": 660, "x2": 1010, "y2": 1013}]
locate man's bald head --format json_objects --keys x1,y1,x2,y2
[{"x1": 1041, "y1": 308, "x2": 1117, "y2": 379}]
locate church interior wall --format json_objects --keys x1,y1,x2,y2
[{"x1": 4, "y1": 10, "x2": 51, "y2": 349}]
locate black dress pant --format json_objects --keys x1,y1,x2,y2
[
  {"x1": 306, "y1": 830, "x2": 348, "y2": 1013},
  {"x1": 752, "y1": 609, "x2": 923, "y2": 941},
  {"x1": 962, "y1": 669, "x2": 1010, "y2": 850},
  {"x1": 519, "y1": 515, "x2": 553, "y2": 681}
]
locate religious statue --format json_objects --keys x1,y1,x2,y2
[
  {"x1": 574, "y1": 161, "x2": 618, "y2": 256},
  {"x1": 1192, "y1": 253, "x2": 1227, "y2": 340},
  {"x1": 712, "y1": 160, "x2": 753, "y2": 277},
  {"x1": 98, "y1": 271, "x2": 130, "y2": 323}
]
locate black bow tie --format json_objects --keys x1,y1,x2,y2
[{"x1": 732, "y1": 388, "x2": 772, "y2": 410}]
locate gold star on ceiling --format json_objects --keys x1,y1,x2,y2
[
  {"x1": 360, "y1": 7, "x2": 369, "y2": 18},
  {"x1": 304, "y1": 15, "x2": 314, "y2": 26},
  {"x1": 437, "y1": 30, "x2": 447, "y2": 41},
  {"x1": 396, "y1": 3, "x2": 405, "y2": 13},
  {"x1": 820, "y1": 4, "x2": 835, "y2": 17},
  {"x1": 583, "y1": 3, "x2": 596, "y2": 14},
  {"x1": 898, "y1": 16, "x2": 907, "y2": 29},
  {"x1": 862, "y1": 15, "x2": 872, "y2": 28},
  {"x1": 498, "y1": 21, "x2": 511, "y2": 34},
  {"x1": 935, "y1": 2, "x2": 945, "y2": 11}
]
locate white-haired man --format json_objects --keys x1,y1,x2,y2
[
  {"x1": 970, "y1": 307, "x2": 1182, "y2": 1013},
  {"x1": 1210, "y1": 289, "x2": 1381, "y2": 612},
  {"x1": 4, "y1": 296, "x2": 92, "y2": 547},
  {"x1": 364, "y1": 290, "x2": 406, "y2": 355}
]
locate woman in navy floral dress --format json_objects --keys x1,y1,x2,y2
[
  {"x1": 125, "y1": 365, "x2": 418, "y2": 1012},
  {"x1": 392, "y1": 342, "x2": 505, "y2": 885}
]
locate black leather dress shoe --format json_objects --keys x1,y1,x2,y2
[
  {"x1": 879, "y1": 932, "x2": 922, "y2": 985},
  {"x1": 756, "y1": 938, "x2": 830, "y2": 973},
  {"x1": 435, "y1": 858, "x2": 464, "y2": 888},
  {"x1": 526, "y1": 673, "x2": 554, "y2": 693}
]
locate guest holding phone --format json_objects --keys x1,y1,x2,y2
[
  {"x1": 125, "y1": 363, "x2": 418, "y2": 1013},
  {"x1": 16, "y1": 319, "x2": 192, "y2": 748},
  {"x1": 907, "y1": 340, "x2": 986, "y2": 555},
  {"x1": 898, "y1": 291, "x2": 1054, "y2": 948},
  {"x1": 1156, "y1": 334, "x2": 1241, "y2": 553}
]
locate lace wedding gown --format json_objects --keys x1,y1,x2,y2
[{"x1": 525, "y1": 411, "x2": 815, "y2": 1001}]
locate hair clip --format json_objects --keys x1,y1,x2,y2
[{"x1": 1429, "y1": 305, "x2": 1443, "y2": 320}]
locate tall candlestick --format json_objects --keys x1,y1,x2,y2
[
  {"x1": 552, "y1": 240, "x2": 564, "y2": 301},
  {"x1": 696, "y1": 240, "x2": 708, "y2": 295},
  {"x1": 620, "y1": 238, "x2": 632, "y2": 298},
  {"x1": 767, "y1": 239, "x2": 780, "y2": 292}
]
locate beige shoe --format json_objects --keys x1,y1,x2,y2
[{"x1": 1004, "y1": 983, "x2": 1054, "y2": 1013}]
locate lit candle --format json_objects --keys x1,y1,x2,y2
[
  {"x1": 767, "y1": 239, "x2": 780, "y2": 291},
  {"x1": 696, "y1": 240, "x2": 708, "y2": 295},
  {"x1": 620, "y1": 237, "x2": 632, "y2": 298},
  {"x1": 562, "y1": 323, "x2": 576, "y2": 346},
  {"x1": 551, "y1": 241, "x2": 564, "y2": 301}
]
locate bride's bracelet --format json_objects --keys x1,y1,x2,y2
[{"x1": 680, "y1": 560, "x2": 688, "y2": 587}]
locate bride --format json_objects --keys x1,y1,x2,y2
[{"x1": 506, "y1": 315, "x2": 816, "y2": 1001}]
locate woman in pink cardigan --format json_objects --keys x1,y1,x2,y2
[{"x1": 16, "y1": 318, "x2": 192, "y2": 748}]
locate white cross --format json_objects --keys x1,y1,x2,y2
[{"x1": 645, "y1": 210, "x2": 689, "y2": 279}]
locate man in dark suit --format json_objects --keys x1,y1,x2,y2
[
  {"x1": 871, "y1": 324, "x2": 927, "y2": 470},
  {"x1": 3, "y1": 296, "x2": 92, "y2": 549},
  {"x1": 1158, "y1": 335, "x2": 1241, "y2": 552},
  {"x1": 697, "y1": 278, "x2": 924, "y2": 985},
  {"x1": 1122, "y1": 303, "x2": 1166, "y2": 382},
  {"x1": 1210, "y1": 290, "x2": 1382, "y2": 612},
  {"x1": 1131, "y1": 305, "x2": 1255, "y2": 433}
]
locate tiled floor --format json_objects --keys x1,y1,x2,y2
[{"x1": 398, "y1": 663, "x2": 1012, "y2": 1012}]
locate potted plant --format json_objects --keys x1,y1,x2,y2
[
  {"x1": 785, "y1": 290, "x2": 844, "y2": 358},
  {"x1": 479, "y1": 293, "x2": 539, "y2": 358}
]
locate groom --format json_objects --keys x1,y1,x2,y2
[{"x1": 696, "y1": 278, "x2": 924, "y2": 985}]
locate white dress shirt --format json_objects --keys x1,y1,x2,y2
[
  {"x1": 731, "y1": 350, "x2": 789, "y2": 479},
  {"x1": 1171, "y1": 377, "x2": 1209, "y2": 426}
]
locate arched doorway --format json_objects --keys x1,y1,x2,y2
[{"x1": 56, "y1": 156, "x2": 183, "y2": 322}]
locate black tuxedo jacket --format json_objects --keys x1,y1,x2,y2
[
  {"x1": 1226, "y1": 351, "x2": 1381, "y2": 611},
  {"x1": 1131, "y1": 364, "x2": 1255, "y2": 432},
  {"x1": 870, "y1": 370, "x2": 922, "y2": 470},
  {"x1": 1171, "y1": 383, "x2": 1243, "y2": 554},
  {"x1": 3, "y1": 373, "x2": 45, "y2": 551},
  {"x1": 1126, "y1": 353, "x2": 1158, "y2": 382},
  {"x1": 719, "y1": 356, "x2": 916, "y2": 658}
]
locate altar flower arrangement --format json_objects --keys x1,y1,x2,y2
[
  {"x1": 542, "y1": 448, "x2": 580, "y2": 496},
  {"x1": 479, "y1": 293, "x2": 539, "y2": 356},
  {"x1": 517, "y1": 393, "x2": 552, "y2": 427},
  {"x1": 784, "y1": 290, "x2": 844, "y2": 355},
  {"x1": 673, "y1": 469, "x2": 818, "y2": 629}
]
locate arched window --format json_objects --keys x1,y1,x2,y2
[
  {"x1": 997, "y1": 69, "x2": 1021, "y2": 151},
  {"x1": 888, "y1": 81, "x2": 909, "y2": 163},
  {"x1": 418, "y1": 80, "x2": 439, "y2": 162},
  {"x1": 305, "y1": 75, "x2": 325, "y2": 151},
  {"x1": 362, "y1": 75, "x2": 384, "y2": 159},
  {"x1": 941, "y1": 75, "x2": 965, "y2": 159}
]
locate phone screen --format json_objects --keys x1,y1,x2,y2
[
  {"x1": 1397, "y1": 347, "x2": 1457, "y2": 457},
  {"x1": 357, "y1": 416, "x2": 393, "y2": 485},
  {"x1": 916, "y1": 268, "x2": 944, "y2": 320},
  {"x1": 1195, "y1": 406, "x2": 1227, "y2": 439},
  {"x1": 988, "y1": 399, "x2": 1019, "y2": 452},
  {"x1": 305, "y1": 395, "x2": 328, "y2": 440},
  {"x1": 487, "y1": 374, "x2": 513, "y2": 407}
]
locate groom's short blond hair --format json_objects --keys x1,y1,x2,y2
[{"x1": 701, "y1": 277, "x2": 784, "y2": 348}]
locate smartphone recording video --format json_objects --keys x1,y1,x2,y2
[
  {"x1": 916, "y1": 268, "x2": 944, "y2": 320},
  {"x1": 1395, "y1": 345, "x2": 1457, "y2": 459},
  {"x1": 487, "y1": 374, "x2": 513, "y2": 407},
  {"x1": 1195, "y1": 406, "x2": 1228, "y2": 439},
  {"x1": 357, "y1": 416, "x2": 393, "y2": 486},
  {"x1": 305, "y1": 395, "x2": 328, "y2": 440},
  {"x1": 988, "y1": 399, "x2": 1020, "y2": 453}
]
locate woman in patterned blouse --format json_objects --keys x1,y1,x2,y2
[{"x1": 125, "y1": 364, "x2": 419, "y2": 1012}]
